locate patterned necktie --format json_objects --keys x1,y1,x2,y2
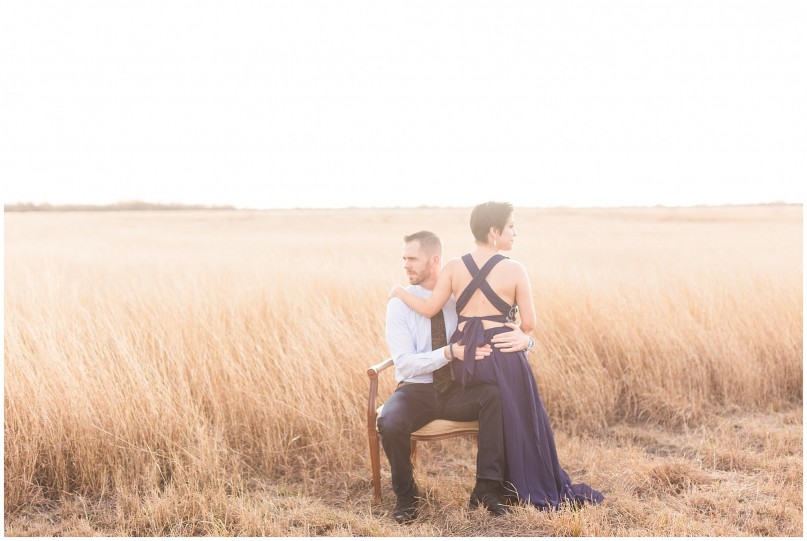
[{"x1": 431, "y1": 310, "x2": 454, "y2": 393}]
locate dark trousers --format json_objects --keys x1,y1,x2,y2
[{"x1": 376, "y1": 382, "x2": 505, "y2": 497}]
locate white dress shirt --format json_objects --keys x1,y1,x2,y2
[{"x1": 385, "y1": 284, "x2": 458, "y2": 384}]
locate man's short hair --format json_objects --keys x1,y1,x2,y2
[
  {"x1": 403, "y1": 230, "x2": 442, "y2": 257},
  {"x1": 469, "y1": 201, "x2": 514, "y2": 243}
]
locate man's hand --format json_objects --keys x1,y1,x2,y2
[
  {"x1": 446, "y1": 343, "x2": 492, "y2": 361},
  {"x1": 490, "y1": 323, "x2": 533, "y2": 353}
]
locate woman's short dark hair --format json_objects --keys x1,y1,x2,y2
[{"x1": 469, "y1": 202, "x2": 514, "y2": 243}]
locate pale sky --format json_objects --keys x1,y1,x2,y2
[{"x1": 1, "y1": 0, "x2": 804, "y2": 209}]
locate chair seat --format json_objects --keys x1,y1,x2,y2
[
  {"x1": 376, "y1": 404, "x2": 479, "y2": 438},
  {"x1": 367, "y1": 359, "x2": 482, "y2": 504}
]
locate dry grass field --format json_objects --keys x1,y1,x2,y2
[{"x1": 3, "y1": 205, "x2": 803, "y2": 536}]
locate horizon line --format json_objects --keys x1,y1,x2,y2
[{"x1": 3, "y1": 200, "x2": 803, "y2": 212}]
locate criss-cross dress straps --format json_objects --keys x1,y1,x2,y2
[
  {"x1": 455, "y1": 254, "x2": 512, "y2": 315},
  {"x1": 453, "y1": 254, "x2": 514, "y2": 387}
]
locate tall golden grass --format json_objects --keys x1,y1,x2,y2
[{"x1": 4, "y1": 205, "x2": 802, "y2": 535}]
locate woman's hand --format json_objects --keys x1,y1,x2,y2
[
  {"x1": 490, "y1": 323, "x2": 533, "y2": 352},
  {"x1": 388, "y1": 285, "x2": 406, "y2": 300}
]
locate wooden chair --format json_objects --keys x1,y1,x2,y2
[{"x1": 367, "y1": 358, "x2": 479, "y2": 504}]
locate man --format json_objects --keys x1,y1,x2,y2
[{"x1": 378, "y1": 230, "x2": 534, "y2": 523}]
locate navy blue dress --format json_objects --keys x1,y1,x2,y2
[{"x1": 450, "y1": 254, "x2": 604, "y2": 509}]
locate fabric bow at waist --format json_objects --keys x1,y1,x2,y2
[{"x1": 456, "y1": 314, "x2": 509, "y2": 387}]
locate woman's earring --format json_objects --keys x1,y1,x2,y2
[{"x1": 493, "y1": 239, "x2": 497, "y2": 247}]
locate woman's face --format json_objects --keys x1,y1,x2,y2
[{"x1": 495, "y1": 213, "x2": 516, "y2": 250}]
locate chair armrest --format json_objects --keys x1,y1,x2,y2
[
  {"x1": 368, "y1": 358, "x2": 394, "y2": 376},
  {"x1": 367, "y1": 358, "x2": 394, "y2": 433}
]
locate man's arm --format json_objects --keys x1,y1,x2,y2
[
  {"x1": 385, "y1": 298, "x2": 450, "y2": 381},
  {"x1": 385, "y1": 299, "x2": 493, "y2": 381}
]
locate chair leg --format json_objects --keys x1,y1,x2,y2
[
  {"x1": 369, "y1": 431, "x2": 382, "y2": 504},
  {"x1": 410, "y1": 438, "x2": 418, "y2": 470}
]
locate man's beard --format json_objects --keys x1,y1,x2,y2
[{"x1": 408, "y1": 270, "x2": 430, "y2": 285}]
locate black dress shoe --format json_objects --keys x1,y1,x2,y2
[
  {"x1": 393, "y1": 489, "x2": 421, "y2": 524},
  {"x1": 470, "y1": 479, "x2": 511, "y2": 516}
]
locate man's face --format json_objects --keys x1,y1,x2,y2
[{"x1": 401, "y1": 241, "x2": 433, "y2": 285}]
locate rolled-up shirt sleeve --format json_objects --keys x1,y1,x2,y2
[{"x1": 385, "y1": 298, "x2": 449, "y2": 383}]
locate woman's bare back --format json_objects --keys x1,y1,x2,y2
[{"x1": 448, "y1": 254, "x2": 520, "y2": 330}]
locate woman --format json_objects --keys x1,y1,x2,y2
[{"x1": 389, "y1": 201, "x2": 603, "y2": 510}]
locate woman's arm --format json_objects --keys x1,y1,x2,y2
[
  {"x1": 513, "y1": 261, "x2": 536, "y2": 333},
  {"x1": 389, "y1": 261, "x2": 454, "y2": 318}
]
